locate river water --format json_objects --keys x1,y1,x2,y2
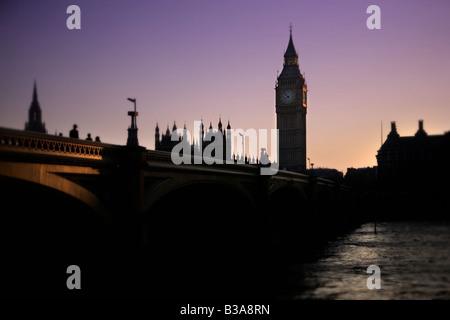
[{"x1": 280, "y1": 221, "x2": 450, "y2": 300}]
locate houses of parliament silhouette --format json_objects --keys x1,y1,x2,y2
[
  {"x1": 24, "y1": 29, "x2": 308, "y2": 170},
  {"x1": 155, "y1": 28, "x2": 308, "y2": 172},
  {"x1": 155, "y1": 118, "x2": 267, "y2": 164}
]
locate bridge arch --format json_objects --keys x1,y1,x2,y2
[
  {"x1": 269, "y1": 184, "x2": 309, "y2": 219},
  {"x1": 144, "y1": 181, "x2": 257, "y2": 245},
  {"x1": 142, "y1": 181, "x2": 266, "y2": 297},
  {"x1": 144, "y1": 177, "x2": 258, "y2": 214},
  {"x1": 0, "y1": 161, "x2": 111, "y2": 226},
  {"x1": 0, "y1": 174, "x2": 116, "y2": 297},
  {"x1": 0, "y1": 175, "x2": 112, "y2": 242}
]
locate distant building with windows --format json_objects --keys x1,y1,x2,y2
[{"x1": 376, "y1": 120, "x2": 450, "y2": 192}]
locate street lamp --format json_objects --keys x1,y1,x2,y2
[
  {"x1": 127, "y1": 98, "x2": 136, "y2": 112},
  {"x1": 127, "y1": 98, "x2": 138, "y2": 129},
  {"x1": 126, "y1": 98, "x2": 139, "y2": 147}
]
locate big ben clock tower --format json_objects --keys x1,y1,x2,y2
[{"x1": 275, "y1": 27, "x2": 307, "y2": 173}]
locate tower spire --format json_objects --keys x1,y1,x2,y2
[
  {"x1": 33, "y1": 80, "x2": 38, "y2": 102},
  {"x1": 25, "y1": 80, "x2": 46, "y2": 133},
  {"x1": 284, "y1": 25, "x2": 297, "y2": 59}
]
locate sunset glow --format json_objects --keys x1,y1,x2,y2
[{"x1": 1, "y1": 0, "x2": 449, "y2": 173}]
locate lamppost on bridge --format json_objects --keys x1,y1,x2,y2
[{"x1": 127, "y1": 98, "x2": 139, "y2": 147}]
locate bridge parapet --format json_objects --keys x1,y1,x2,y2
[
  {"x1": 0, "y1": 127, "x2": 120, "y2": 161},
  {"x1": 270, "y1": 169, "x2": 310, "y2": 184},
  {"x1": 146, "y1": 149, "x2": 175, "y2": 164}
]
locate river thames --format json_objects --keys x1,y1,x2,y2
[{"x1": 278, "y1": 221, "x2": 450, "y2": 300}]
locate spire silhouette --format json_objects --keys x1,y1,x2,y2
[
  {"x1": 284, "y1": 25, "x2": 297, "y2": 58},
  {"x1": 25, "y1": 80, "x2": 46, "y2": 133},
  {"x1": 33, "y1": 80, "x2": 38, "y2": 102}
]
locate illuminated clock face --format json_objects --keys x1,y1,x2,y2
[{"x1": 281, "y1": 89, "x2": 295, "y2": 104}]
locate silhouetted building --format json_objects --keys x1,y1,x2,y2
[
  {"x1": 344, "y1": 167, "x2": 378, "y2": 190},
  {"x1": 376, "y1": 120, "x2": 450, "y2": 191},
  {"x1": 307, "y1": 168, "x2": 343, "y2": 183},
  {"x1": 156, "y1": 122, "x2": 180, "y2": 152},
  {"x1": 276, "y1": 27, "x2": 307, "y2": 173},
  {"x1": 25, "y1": 81, "x2": 47, "y2": 134},
  {"x1": 155, "y1": 118, "x2": 233, "y2": 162},
  {"x1": 155, "y1": 118, "x2": 263, "y2": 164}
]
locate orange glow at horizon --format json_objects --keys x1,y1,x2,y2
[{"x1": 1, "y1": 0, "x2": 449, "y2": 175}]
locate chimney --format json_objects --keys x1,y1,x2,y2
[
  {"x1": 391, "y1": 121, "x2": 396, "y2": 132},
  {"x1": 387, "y1": 121, "x2": 400, "y2": 139},
  {"x1": 415, "y1": 119, "x2": 427, "y2": 137}
]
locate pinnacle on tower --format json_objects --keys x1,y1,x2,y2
[
  {"x1": 218, "y1": 117, "x2": 223, "y2": 132},
  {"x1": 279, "y1": 26, "x2": 301, "y2": 76},
  {"x1": 284, "y1": 25, "x2": 297, "y2": 58}
]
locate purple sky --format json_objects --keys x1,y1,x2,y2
[{"x1": 1, "y1": 0, "x2": 449, "y2": 172}]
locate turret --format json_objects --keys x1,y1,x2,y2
[
  {"x1": 155, "y1": 122, "x2": 160, "y2": 149},
  {"x1": 218, "y1": 117, "x2": 223, "y2": 133}
]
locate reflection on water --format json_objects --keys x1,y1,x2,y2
[{"x1": 282, "y1": 221, "x2": 450, "y2": 299}]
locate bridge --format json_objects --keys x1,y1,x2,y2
[{"x1": 0, "y1": 127, "x2": 363, "y2": 299}]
